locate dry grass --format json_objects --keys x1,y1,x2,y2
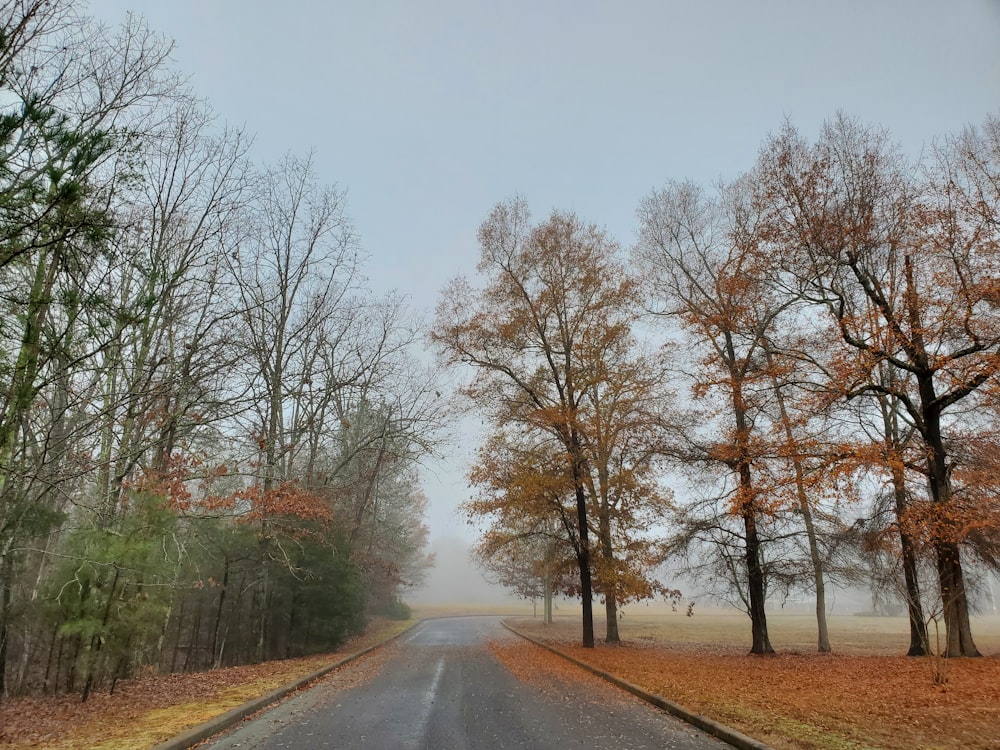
[
  {"x1": 583, "y1": 607, "x2": 1000, "y2": 655},
  {"x1": 507, "y1": 610, "x2": 1000, "y2": 750}
]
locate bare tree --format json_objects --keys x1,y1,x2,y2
[
  {"x1": 0, "y1": 3, "x2": 181, "y2": 694},
  {"x1": 635, "y1": 178, "x2": 793, "y2": 654}
]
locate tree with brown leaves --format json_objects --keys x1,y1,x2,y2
[
  {"x1": 434, "y1": 198, "x2": 668, "y2": 647},
  {"x1": 636, "y1": 178, "x2": 791, "y2": 655},
  {"x1": 757, "y1": 113, "x2": 1000, "y2": 657}
]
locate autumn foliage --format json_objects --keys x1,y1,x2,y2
[
  {"x1": 435, "y1": 199, "x2": 677, "y2": 647},
  {"x1": 441, "y1": 113, "x2": 1000, "y2": 665}
]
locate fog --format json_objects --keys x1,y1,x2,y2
[
  {"x1": 407, "y1": 534, "x2": 1000, "y2": 622},
  {"x1": 408, "y1": 536, "x2": 524, "y2": 607}
]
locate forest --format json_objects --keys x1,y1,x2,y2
[{"x1": 0, "y1": 0, "x2": 445, "y2": 700}]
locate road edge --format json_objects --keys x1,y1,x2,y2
[
  {"x1": 151, "y1": 619, "x2": 423, "y2": 750},
  {"x1": 501, "y1": 622, "x2": 772, "y2": 750}
]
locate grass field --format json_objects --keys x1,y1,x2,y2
[
  {"x1": 570, "y1": 606, "x2": 1000, "y2": 655},
  {"x1": 418, "y1": 598, "x2": 1000, "y2": 653}
]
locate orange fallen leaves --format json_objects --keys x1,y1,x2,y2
[
  {"x1": 0, "y1": 658, "x2": 332, "y2": 750},
  {"x1": 505, "y1": 617, "x2": 1000, "y2": 750},
  {"x1": 4, "y1": 615, "x2": 997, "y2": 750}
]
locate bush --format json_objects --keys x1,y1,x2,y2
[{"x1": 377, "y1": 599, "x2": 411, "y2": 620}]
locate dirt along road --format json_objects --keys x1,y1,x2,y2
[{"x1": 203, "y1": 615, "x2": 730, "y2": 749}]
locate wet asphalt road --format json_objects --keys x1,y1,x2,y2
[{"x1": 204, "y1": 616, "x2": 730, "y2": 750}]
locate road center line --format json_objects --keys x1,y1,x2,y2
[
  {"x1": 423, "y1": 657, "x2": 445, "y2": 711},
  {"x1": 410, "y1": 656, "x2": 446, "y2": 747}
]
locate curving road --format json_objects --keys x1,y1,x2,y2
[{"x1": 205, "y1": 616, "x2": 730, "y2": 750}]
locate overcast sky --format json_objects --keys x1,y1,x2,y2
[{"x1": 87, "y1": 0, "x2": 1000, "y2": 541}]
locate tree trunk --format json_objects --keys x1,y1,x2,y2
[
  {"x1": 903, "y1": 257, "x2": 979, "y2": 658},
  {"x1": 779, "y1": 450, "x2": 831, "y2": 654},
  {"x1": 256, "y1": 551, "x2": 270, "y2": 662},
  {"x1": 572, "y1": 480, "x2": 594, "y2": 648},
  {"x1": 599, "y1": 523, "x2": 620, "y2": 644},
  {"x1": 920, "y1": 391, "x2": 980, "y2": 657},
  {"x1": 217, "y1": 572, "x2": 246, "y2": 668},
  {"x1": 879, "y1": 389, "x2": 928, "y2": 656},
  {"x1": 170, "y1": 599, "x2": 186, "y2": 673},
  {"x1": 184, "y1": 609, "x2": 201, "y2": 672},
  {"x1": 66, "y1": 634, "x2": 81, "y2": 692},
  {"x1": 0, "y1": 554, "x2": 11, "y2": 698},
  {"x1": 804, "y1": 508, "x2": 830, "y2": 654},
  {"x1": 0, "y1": 254, "x2": 59, "y2": 697},
  {"x1": 43, "y1": 621, "x2": 60, "y2": 694},
  {"x1": 891, "y1": 466, "x2": 928, "y2": 656},
  {"x1": 286, "y1": 590, "x2": 297, "y2": 658},
  {"x1": 729, "y1": 358, "x2": 773, "y2": 656},
  {"x1": 211, "y1": 560, "x2": 229, "y2": 667},
  {"x1": 543, "y1": 543, "x2": 553, "y2": 625},
  {"x1": 82, "y1": 566, "x2": 121, "y2": 703},
  {"x1": 769, "y1": 360, "x2": 830, "y2": 653},
  {"x1": 743, "y1": 507, "x2": 774, "y2": 654},
  {"x1": 604, "y1": 598, "x2": 619, "y2": 644},
  {"x1": 936, "y1": 540, "x2": 980, "y2": 657}
]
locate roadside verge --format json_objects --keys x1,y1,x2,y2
[
  {"x1": 501, "y1": 621, "x2": 771, "y2": 750},
  {"x1": 152, "y1": 620, "x2": 421, "y2": 750}
]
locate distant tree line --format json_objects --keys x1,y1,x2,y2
[
  {"x1": 437, "y1": 113, "x2": 1000, "y2": 659},
  {"x1": 0, "y1": 0, "x2": 443, "y2": 700}
]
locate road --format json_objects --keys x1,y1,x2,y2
[{"x1": 205, "y1": 616, "x2": 731, "y2": 750}]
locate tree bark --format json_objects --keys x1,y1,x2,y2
[
  {"x1": 936, "y1": 539, "x2": 980, "y2": 657},
  {"x1": 743, "y1": 506, "x2": 774, "y2": 654},
  {"x1": 798, "y1": 491, "x2": 830, "y2": 654},
  {"x1": 604, "y1": 598, "x2": 619, "y2": 643},
  {"x1": 730, "y1": 348, "x2": 773, "y2": 656},
  {"x1": 543, "y1": 542, "x2": 554, "y2": 625},
  {"x1": 919, "y1": 375, "x2": 980, "y2": 657},
  {"x1": 599, "y1": 524, "x2": 620, "y2": 643},
  {"x1": 211, "y1": 560, "x2": 229, "y2": 668},
  {"x1": 879, "y1": 389, "x2": 928, "y2": 656},
  {"x1": 0, "y1": 554, "x2": 11, "y2": 697},
  {"x1": 573, "y1": 482, "x2": 595, "y2": 648},
  {"x1": 891, "y1": 465, "x2": 928, "y2": 656},
  {"x1": 768, "y1": 355, "x2": 830, "y2": 653}
]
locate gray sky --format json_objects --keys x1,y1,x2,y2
[{"x1": 88, "y1": 0, "x2": 1000, "y2": 542}]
